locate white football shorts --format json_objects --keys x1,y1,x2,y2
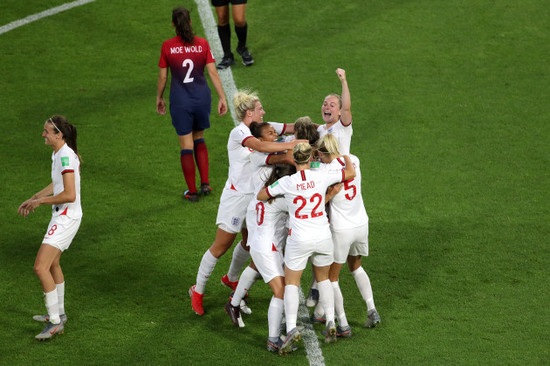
[
  {"x1": 250, "y1": 245, "x2": 285, "y2": 283},
  {"x1": 332, "y1": 224, "x2": 369, "y2": 263},
  {"x1": 42, "y1": 215, "x2": 81, "y2": 252},
  {"x1": 284, "y1": 236, "x2": 333, "y2": 271},
  {"x1": 216, "y1": 189, "x2": 253, "y2": 234}
]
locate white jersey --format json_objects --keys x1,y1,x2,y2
[
  {"x1": 317, "y1": 119, "x2": 353, "y2": 155},
  {"x1": 224, "y1": 122, "x2": 287, "y2": 194},
  {"x1": 327, "y1": 154, "x2": 368, "y2": 230},
  {"x1": 249, "y1": 151, "x2": 275, "y2": 195},
  {"x1": 248, "y1": 198, "x2": 288, "y2": 253},
  {"x1": 224, "y1": 122, "x2": 255, "y2": 194},
  {"x1": 51, "y1": 143, "x2": 81, "y2": 219},
  {"x1": 266, "y1": 166, "x2": 344, "y2": 243}
]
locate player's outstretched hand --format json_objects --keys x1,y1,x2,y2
[{"x1": 18, "y1": 199, "x2": 39, "y2": 217}]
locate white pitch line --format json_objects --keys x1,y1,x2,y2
[
  {"x1": 0, "y1": 0, "x2": 96, "y2": 35},
  {"x1": 194, "y1": 0, "x2": 238, "y2": 126},
  {"x1": 194, "y1": 1, "x2": 325, "y2": 364},
  {"x1": 298, "y1": 289, "x2": 326, "y2": 366}
]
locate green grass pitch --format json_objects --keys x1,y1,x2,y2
[{"x1": 0, "y1": 0, "x2": 548, "y2": 364}]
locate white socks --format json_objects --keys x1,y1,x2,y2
[
  {"x1": 57, "y1": 282, "x2": 65, "y2": 315},
  {"x1": 44, "y1": 289, "x2": 60, "y2": 324},
  {"x1": 231, "y1": 266, "x2": 260, "y2": 307},
  {"x1": 195, "y1": 250, "x2": 218, "y2": 294},
  {"x1": 352, "y1": 266, "x2": 376, "y2": 311},
  {"x1": 268, "y1": 296, "x2": 284, "y2": 338},
  {"x1": 332, "y1": 281, "x2": 349, "y2": 327},
  {"x1": 227, "y1": 241, "x2": 250, "y2": 282},
  {"x1": 284, "y1": 285, "x2": 299, "y2": 331},
  {"x1": 317, "y1": 279, "x2": 335, "y2": 324}
]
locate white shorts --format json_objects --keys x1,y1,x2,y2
[
  {"x1": 284, "y1": 237, "x2": 333, "y2": 271},
  {"x1": 42, "y1": 215, "x2": 81, "y2": 252},
  {"x1": 250, "y1": 246, "x2": 285, "y2": 283},
  {"x1": 332, "y1": 224, "x2": 369, "y2": 263},
  {"x1": 216, "y1": 189, "x2": 253, "y2": 234}
]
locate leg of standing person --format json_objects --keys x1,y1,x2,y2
[
  {"x1": 190, "y1": 227, "x2": 238, "y2": 315},
  {"x1": 49, "y1": 251, "x2": 67, "y2": 319},
  {"x1": 222, "y1": 228, "x2": 250, "y2": 289},
  {"x1": 193, "y1": 131, "x2": 211, "y2": 195},
  {"x1": 33, "y1": 244, "x2": 65, "y2": 340},
  {"x1": 348, "y1": 255, "x2": 381, "y2": 327},
  {"x1": 279, "y1": 267, "x2": 303, "y2": 355},
  {"x1": 232, "y1": 4, "x2": 254, "y2": 66},
  {"x1": 266, "y1": 276, "x2": 285, "y2": 352},
  {"x1": 178, "y1": 133, "x2": 198, "y2": 201},
  {"x1": 328, "y1": 262, "x2": 352, "y2": 337},
  {"x1": 313, "y1": 265, "x2": 337, "y2": 343},
  {"x1": 214, "y1": 3, "x2": 235, "y2": 69}
]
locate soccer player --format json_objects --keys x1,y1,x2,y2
[
  {"x1": 313, "y1": 134, "x2": 380, "y2": 337},
  {"x1": 317, "y1": 68, "x2": 353, "y2": 155},
  {"x1": 189, "y1": 90, "x2": 302, "y2": 316},
  {"x1": 156, "y1": 7, "x2": 227, "y2": 202},
  {"x1": 308, "y1": 67, "x2": 353, "y2": 306},
  {"x1": 18, "y1": 115, "x2": 82, "y2": 340},
  {"x1": 212, "y1": 0, "x2": 254, "y2": 69},
  {"x1": 250, "y1": 165, "x2": 295, "y2": 352},
  {"x1": 257, "y1": 142, "x2": 356, "y2": 354}
]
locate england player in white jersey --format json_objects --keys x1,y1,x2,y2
[
  {"x1": 224, "y1": 122, "x2": 292, "y2": 330},
  {"x1": 18, "y1": 115, "x2": 82, "y2": 341},
  {"x1": 317, "y1": 68, "x2": 353, "y2": 155},
  {"x1": 189, "y1": 90, "x2": 302, "y2": 316},
  {"x1": 309, "y1": 68, "x2": 353, "y2": 307},
  {"x1": 312, "y1": 134, "x2": 381, "y2": 337},
  {"x1": 257, "y1": 142, "x2": 356, "y2": 354}
]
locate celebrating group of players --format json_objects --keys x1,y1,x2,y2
[{"x1": 155, "y1": 6, "x2": 381, "y2": 355}]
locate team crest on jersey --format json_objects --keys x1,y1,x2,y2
[
  {"x1": 269, "y1": 181, "x2": 279, "y2": 188},
  {"x1": 232, "y1": 217, "x2": 240, "y2": 227},
  {"x1": 61, "y1": 157, "x2": 69, "y2": 166}
]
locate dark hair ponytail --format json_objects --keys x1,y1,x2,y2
[
  {"x1": 49, "y1": 115, "x2": 82, "y2": 163},
  {"x1": 172, "y1": 7, "x2": 194, "y2": 44}
]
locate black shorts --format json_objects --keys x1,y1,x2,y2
[{"x1": 212, "y1": 0, "x2": 247, "y2": 7}]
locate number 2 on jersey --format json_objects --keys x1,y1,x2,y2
[{"x1": 182, "y1": 59, "x2": 194, "y2": 83}]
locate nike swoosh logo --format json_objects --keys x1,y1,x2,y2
[{"x1": 49, "y1": 325, "x2": 60, "y2": 334}]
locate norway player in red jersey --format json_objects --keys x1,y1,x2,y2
[{"x1": 157, "y1": 7, "x2": 227, "y2": 201}]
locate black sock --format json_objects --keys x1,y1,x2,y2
[
  {"x1": 235, "y1": 23, "x2": 248, "y2": 50},
  {"x1": 217, "y1": 25, "x2": 233, "y2": 58}
]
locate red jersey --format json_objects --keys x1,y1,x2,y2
[{"x1": 159, "y1": 36, "x2": 215, "y2": 106}]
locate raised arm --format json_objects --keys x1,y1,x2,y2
[
  {"x1": 336, "y1": 68, "x2": 352, "y2": 126},
  {"x1": 206, "y1": 62, "x2": 228, "y2": 116}
]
